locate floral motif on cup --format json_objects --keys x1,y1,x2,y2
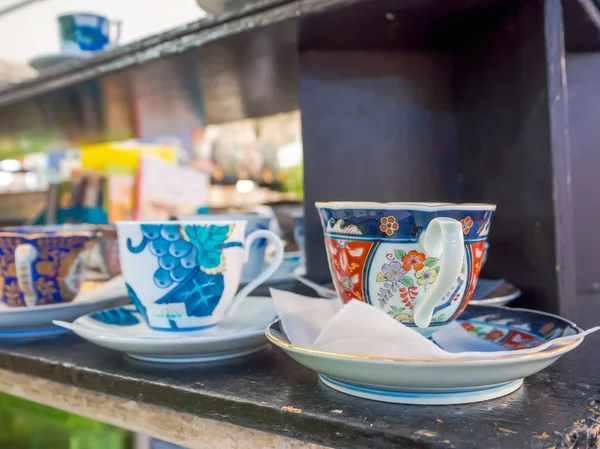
[
  {"x1": 401, "y1": 250, "x2": 426, "y2": 271},
  {"x1": 415, "y1": 266, "x2": 438, "y2": 286},
  {"x1": 460, "y1": 216, "x2": 473, "y2": 234},
  {"x1": 377, "y1": 249, "x2": 440, "y2": 309},
  {"x1": 325, "y1": 237, "x2": 372, "y2": 304},
  {"x1": 455, "y1": 241, "x2": 486, "y2": 317},
  {"x1": 379, "y1": 216, "x2": 398, "y2": 236}
]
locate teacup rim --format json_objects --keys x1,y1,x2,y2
[
  {"x1": 315, "y1": 201, "x2": 496, "y2": 211},
  {"x1": 178, "y1": 214, "x2": 271, "y2": 222},
  {"x1": 0, "y1": 230, "x2": 96, "y2": 239},
  {"x1": 115, "y1": 220, "x2": 249, "y2": 226}
]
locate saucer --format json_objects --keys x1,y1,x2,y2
[
  {"x1": 469, "y1": 279, "x2": 521, "y2": 306},
  {"x1": 241, "y1": 253, "x2": 303, "y2": 293},
  {"x1": 0, "y1": 281, "x2": 129, "y2": 331},
  {"x1": 55, "y1": 296, "x2": 277, "y2": 363},
  {"x1": 266, "y1": 305, "x2": 583, "y2": 405},
  {"x1": 0, "y1": 326, "x2": 70, "y2": 343}
]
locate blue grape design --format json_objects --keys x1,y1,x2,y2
[
  {"x1": 89, "y1": 307, "x2": 140, "y2": 326},
  {"x1": 126, "y1": 223, "x2": 242, "y2": 318}
]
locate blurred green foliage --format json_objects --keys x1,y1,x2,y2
[{"x1": 0, "y1": 393, "x2": 132, "y2": 449}]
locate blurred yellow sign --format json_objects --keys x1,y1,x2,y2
[{"x1": 80, "y1": 141, "x2": 177, "y2": 171}]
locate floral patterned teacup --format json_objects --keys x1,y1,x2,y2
[
  {"x1": 116, "y1": 221, "x2": 284, "y2": 332},
  {"x1": 316, "y1": 202, "x2": 495, "y2": 334},
  {"x1": 0, "y1": 227, "x2": 97, "y2": 308}
]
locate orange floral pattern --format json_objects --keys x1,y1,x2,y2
[
  {"x1": 326, "y1": 238, "x2": 374, "y2": 304},
  {"x1": 379, "y1": 216, "x2": 398, "y2": 236},
  {"x1": 401, "y1": 250, "x2": 426, "y2": 271},
  {"x1": 460, "y1": 216, "x2": 473, "y2": 234}
]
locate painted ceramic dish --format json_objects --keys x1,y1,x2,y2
[
  {"x1": 0, "y1": 326, "x2": 70, "y2": 342},
  {"x1": 55, "y1": 296, "x2": 277, "y2": 363},
  {"x1": 0, "y1": 280, "x2": 129, "y2": 330},
  {"x1": 266, "y1": 305, "x2": 583, "y2": 405},
  {"x1": 469, "y1": 278, "x2": 521, "y2": 306}
]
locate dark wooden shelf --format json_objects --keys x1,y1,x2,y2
[{"x1": 0, "y1": 316, "x2": 597, "y2": 448}]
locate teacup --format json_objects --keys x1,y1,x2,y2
[
  {"x1": 58, "y1": 13, "x2": 121, "y2": 55},
  {"x1": 179, "y1": 214, "x2": 271, "y2": 284},
  {"x1": 0, "y1": 226, "x2": 97, "y2": 307},
  {"x1": 116, "y1": 221, "x2": 284, "y2": 332},
  {"x1": 315, "y1": 202, "x2": 495, "y2": 334}
]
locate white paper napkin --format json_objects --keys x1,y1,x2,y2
[{"x1": 270, "y1": 288, "x2": 599, "y2": 359}]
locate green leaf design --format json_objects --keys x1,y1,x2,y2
[
  {"x1": 461, "y1": 263, "x2": 466, "y2": 273},
  {"x1": 433, "y1": 266, "x2": 440, "y2": 272},
  {"x1": 424, "y1": 257, "x2": 437, "y2": 267},
  {"x1": 401, "y1": 276, "x2": 414, "y2": 287},
  {"x1": 182, "y1": 224, "x2": 232, "y2": 273},
  {"x1": 394, "y1": 249, "x2": 406, "y2": 260}
]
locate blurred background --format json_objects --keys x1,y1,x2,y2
[{"x1": 0, "y1": 1, "x2": 302, "y2": 447}]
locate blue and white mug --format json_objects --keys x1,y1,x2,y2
[
  {"x1": 116, "y1": 221, "x2": 283, "y2": 332},
  {"x1": 58, "y1": 13, "x2": 121, "y2": 55},
  {"x1": 179, "y1": 214, "x2": 271, "y2": 284}
]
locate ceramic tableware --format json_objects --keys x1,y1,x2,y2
[
  {"x1": 55, "y1": 296, "x2": 277, "y2": 363},
  {"x1": 0, "y1": 276, "x2": 129, "y2": 331},
  {"x1": 7, "y1": 224, "x2": 121, "y2": 281},
  {"x1": 315, "y1": 202, "x2": 495, "y2": 333},
  {"x1": 292, "y1": 277, "x2": 521, "y2": 307},
  {"x1": 116, "y1": 221, "x2": 283, "y2": 332},
  {"x1": 58, "y1": 13, "x2": 121, "y2": 55},
  {"x1": 0, "y1": 226, "x2": 101, "y2": 308},
  {"x1": 179, "y1": 214, "x2": 271, "y2": 284},
  {"x1": 266, "y1": 305, "x2": 584, "y2": 405},
  {"x1": 469, "y1": 279, "x2": 521, "y2": 306}
]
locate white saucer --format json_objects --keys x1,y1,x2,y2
[
  {"x1": 266, "y1": 305, "x2": 584, "y2": 405},
  {"x1": 55, "y1": 296, "x2": 277, "y2": 363},
  {"x1": 0, "y1": 280, "x2": 129, "y2": 331}
]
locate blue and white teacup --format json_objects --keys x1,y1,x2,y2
[
  {"x1": 116, "y1": 220, "x2": 284, "y2": 332},
  {"x1": 58, "y1": 13, "x2": 121, "y2": 55},
  {"x1": 179, "y1": 214, "x2": 272, "y2": 284}
]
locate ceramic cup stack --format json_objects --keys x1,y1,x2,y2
[
  {"x1": 56, "y1": 220, "x2": 285, "y2": 363},
  {"x1": 266, "y1": 202, "x2": 596, "y2": 405}
]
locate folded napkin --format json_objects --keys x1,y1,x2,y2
[{"x1": 270, "y1": 288, "x2": 599, "y2": 359}]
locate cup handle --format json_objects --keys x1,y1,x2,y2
[
  {"x1": 110, "y1": 20, "x2": 122, "y2": 44},
  {"x1": 225, "y1": 230, "x2": 284, "y2": 317},
  {"x1": 412, "y1": 217, "x2": 465, "y2": 328},
  {"x1": 14, "y1": 243, "x2": 39, "y2": 308}
]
